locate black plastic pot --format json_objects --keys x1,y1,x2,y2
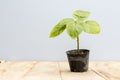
[{"x1": 66, "y1": 49, "x2": 89, "y2": 72}]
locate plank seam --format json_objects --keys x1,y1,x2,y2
[
  {"x1": 90, "y1": 67, "x2": 110, "y2": 80},
  {"x1": 58, "y1": 62, "x2": 63, "y2": 80},
  {"x1": 21, "y1": 62, "x2": 37, "y2": 79}
]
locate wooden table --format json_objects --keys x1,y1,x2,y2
[{"x1": 0, "y1": 61, "x2": 120, "y2": 80}]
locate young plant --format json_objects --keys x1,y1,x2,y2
[{"x1": 49, "y1": 10, "x2": 100, "y2": 53}]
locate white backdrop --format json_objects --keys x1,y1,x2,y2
[{"x1": 0, "y1": 0, "x2": 120, "y2": 61}]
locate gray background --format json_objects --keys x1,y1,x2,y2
[{"x1": 0, "y1": 0, "x2": 120, "y2": 61}]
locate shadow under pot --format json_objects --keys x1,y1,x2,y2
[{"x1": 66, "y1": 49, "x2": 89, "y2": 72}]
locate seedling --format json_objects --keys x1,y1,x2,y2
[{"x1": 49, "y1": 10, "x2": 100, "y2": 53}]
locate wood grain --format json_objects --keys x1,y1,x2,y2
[
  {"x1": 0, "y1": 61, "x2": 119, "y2": 80},
  {"x1": 90, "y1": 62, "x2": 120, "y2": 80},
  {"x1": 0, "y1": 61, "x2": 36, "y2": 80},
  {"x1": 59, "y1": 62, "x2": 105, "y2": 80},
  {"x1": 22, "y1": 62, "x2": 61, "y2": 80}
]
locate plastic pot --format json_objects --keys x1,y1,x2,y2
[{"x1": 66, "y1": 49, "x2": 89, "y2": 72}]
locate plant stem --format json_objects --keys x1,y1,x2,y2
[{"x1": 77, "y1": 36, "x2": 80, "y2": 53}]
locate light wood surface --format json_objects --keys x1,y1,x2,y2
[{"x1": 0, "y1": 61, "x2": 120, "y2": 80}]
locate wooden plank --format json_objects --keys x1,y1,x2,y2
[
  {"x1": 90, "y1": 62, "x2": 120, "y2": 80},
  {"x1": 22, "y1": 62, "x2": 61, "y2": 80},
  {"x1": 0, "y1": 61, "x2": 119, "y2": 80},
  {"x1": 59, "y1": 62, "x2": 105, "y2": 80},
  {"x1": 0, "y1": 61, "x2": 36, "y2": 80}
]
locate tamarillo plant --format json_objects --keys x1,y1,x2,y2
[{"x1": 49, "y1": 10, "x2": 100, "y2": 53}]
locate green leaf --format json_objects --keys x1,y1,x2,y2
[
  {"x1": 49, "y1": 18, "x2": 74, "y2": 38},
  {"x1": 83, "y1": 20, "x2": 100, "y2": 34},
  {"x1": 75, "y1": 22, "x2": 83, "y2": 34},
  {"x1": 73, "y1": 10, "x2": 90, "y2": 21},
  {"x1": 66, "y1": 20, "x2": 83, "y2": 39}
]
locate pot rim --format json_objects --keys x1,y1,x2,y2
[
  {"x1": 66, "y1": 49, "x2": 89, "y2": 52},
  {"x1": 66, "y1": 49, "x2": 89, "y2": 55}
]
